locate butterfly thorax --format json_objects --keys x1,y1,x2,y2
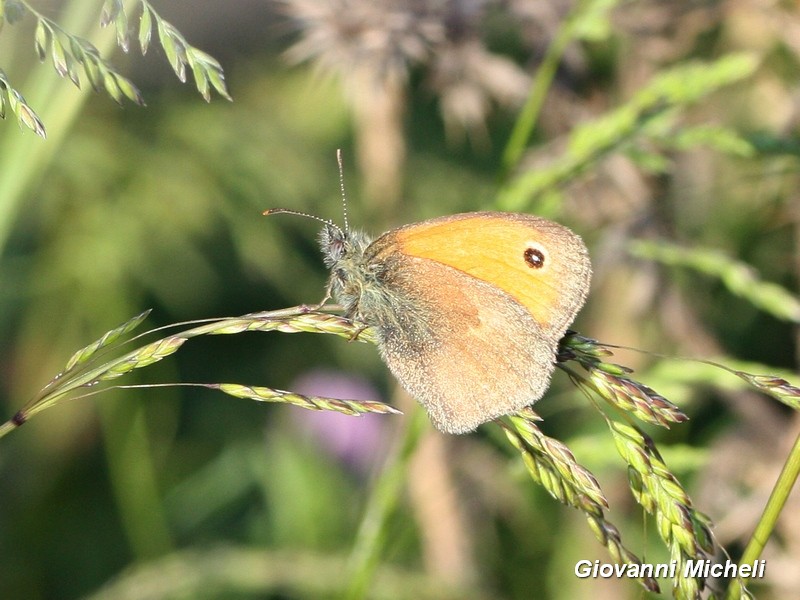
[
  {"x1": 318, "y1": 225, "x2": 384, "y2": 316},
  {"x1": 319, "y1": 225, "x2": 433, "y2": 347}
]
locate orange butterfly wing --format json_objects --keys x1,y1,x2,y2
[{"x1": 363, "y1": 212, "x2": 591, "y2": 433}]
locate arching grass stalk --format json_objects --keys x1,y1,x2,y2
[{"x1": 0, "y1": 306, "x2": 396, "y2": 440}]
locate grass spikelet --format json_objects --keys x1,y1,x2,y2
[
  {"x1": 608, "y1": 420, "x2": 719, "y2": 599},
  {"x1": 216, "y1": 383, "x2": 400, "y2": 416},
  {"x1": 559, "y1": 332, "x2": 688, "y2": 426},
  {"x1": 64, "y1": 309, "x2": 152, "y2": 372},
  {"x1": 717, "y1": 368, "x2": 800, "y2": 412},
  {"x1": 504, "y1": 408, "x2": 607, "y2": 508},
  {"x1": 99, "y1": 336, "x2": 187, "y2": 380},
  {"x1": 206, "y1": 310, "x2": 375, "y2": 343},
  {"x1": 501, "y1": 409, "x2": 659, "y2": 594},
  {"x1": 0, "y1": 68, "x2": 46, "y2": 137}
]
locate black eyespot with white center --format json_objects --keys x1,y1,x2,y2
[{"x1": 524, "y1": 244, "x2": 546, "y2": 269}]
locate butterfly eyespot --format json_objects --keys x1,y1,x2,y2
[{"x1": 524, "y1": 246, "x2": 546, "y2": 269}]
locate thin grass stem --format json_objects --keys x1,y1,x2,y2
[
  {"x1": 725, "y1": 429, "x2": 800, "y2": 599},
  {"x1": 342, "y1": 404, "x2": 428, "y2": 600}
]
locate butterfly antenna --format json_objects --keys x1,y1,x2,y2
[
  {"x1": 262, "y1": 208, "x2": 342, "y2": 235},
  {"x1": 336, "y1": 148, "x2": 350, "y2": 233},
  {"x1": 264, "y1": 150, "x2": 351, "y2": 236}
]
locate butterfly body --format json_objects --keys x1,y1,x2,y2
[{"x1": 320, "y1": 211, "x2": 591, "y2": 434}]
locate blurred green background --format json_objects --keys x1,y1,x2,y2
[{"x1": 1, "y1": 1, "x2": 799, "y2": 598}]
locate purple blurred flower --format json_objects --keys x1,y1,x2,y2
[{"x1": 290, "y1": 369, "x2": 390, "y2": 475}]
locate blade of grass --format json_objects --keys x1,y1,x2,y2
[
  {"x1": 499, "y1": 0, "x2": 618, "y2": 178},
  {"x1": 498, "y1": 6, "x2": 577, "y2": 179}
]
